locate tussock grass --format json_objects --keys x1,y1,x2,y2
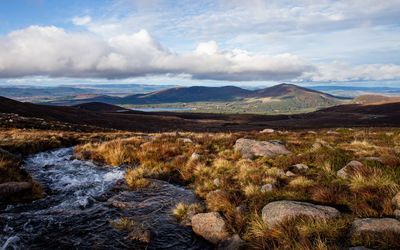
[
  {"x1": 246, "y1": 215, "x2": 350, "y2": 250},
  {"x1": 172, "y1": 202, "x2": 204, "y2": 223},
  {"x1": 72, "y1": 128, "x2": 400, "y2": 248}
]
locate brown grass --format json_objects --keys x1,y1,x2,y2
[{"x1": 31, "y1": 128, "x2": 400, "y2": 248}]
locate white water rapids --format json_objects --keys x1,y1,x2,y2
[{"x1": 0, "y1": 148, "x2": 211, "y2": 250}]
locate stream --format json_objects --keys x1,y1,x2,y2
[{"x1": 0, "y1": 148, "x2": 212, "y2": 250}]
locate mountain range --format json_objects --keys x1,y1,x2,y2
[
  {"x1": 47, "y1": 84, "x2": 350, "y2": 114},
  {"x1": 1, "y1": 95, "x2": 400, "y2": 132},
  {"x1": 49, "y1": 83, "x2": 344, "y2": 104}
]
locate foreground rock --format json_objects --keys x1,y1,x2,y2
[
  {"x1": 261, "y1": 200, "x2": 340, "y2": 228},
  {"x1": 0, "y1": 181, "x2": 32, "y2": 198},
  {"x1": 337, "y1": 160, "x2": 363, "y2": 179},
  {"x1": 351, "y1": 218, "x2": 400, "y2": 237},
  {"x1": 191, "y1": 212, "x2": 230, "y2": 244},
  {"x1": 234, "y1": 138, "x2": 291, "y2": 159},
  {"x1": 217, "y1": 234, "x2": 245, "y2": 250}
]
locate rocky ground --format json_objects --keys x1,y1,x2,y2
[
  {"x1": 71, "y1": 128, "x2": 400, "y2": 249},
  {"x1": 2, "y1": 126, "x2": 400, "y2": 248}
]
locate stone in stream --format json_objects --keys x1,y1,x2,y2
[
  {"x1": 234, "y1": 138, "x2": 291, "y2": 159},
  {"x1": 261, "y1": 200, "x2": 340, "y2": 228},
  {"x1": 0, "y1": 182, "x2": 32, "y2": 198},
  {"x1": 191, "y1": 212, "x2": 230, "y2": 244},
  {"x1": 106, "y1": 179, "x2": 213, "y2": 248}
]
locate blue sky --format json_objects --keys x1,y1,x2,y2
[{"x1": 0, "y1": 0, "x2": 400, "y2": 86}]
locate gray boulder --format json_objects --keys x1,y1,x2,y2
[
  {"x1": 0, "y1": 182, "x2": 32, "y2": 198},
  {"x1": 337, "y1": 161, "x2": 363, "y2": 179},
  {"x1": 261, "y1": 200, "x2": 340, "y2": 228},
  {"x1": 234, "y1": 138, "x2": 291, "y2": 159},
  {"x1": 351, "y1": 218, "x2": 400, "y2": 237},
  {"x1": 191, "y1": 212, "x2": 230, "y2": 244}
]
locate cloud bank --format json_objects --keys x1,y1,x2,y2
[
  {"x1": 0, "y1": 25, "x2": 399, "y2": 82},
  {"x1": 0, "y1": 26, "x2": 313, "y2": 81}
]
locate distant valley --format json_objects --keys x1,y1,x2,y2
[
  {"x1": 46, "y1": 84, "x2": 351, "y2": 114},
  {"x1": 2, "y1": 83, "x2": 400, "y2": 115}
]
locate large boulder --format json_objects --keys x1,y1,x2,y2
[
  {"x1": 0, "y1": 182, "x2": 32, "y2": 198},
  {"x1": 261, "y1": 200, "x2": 340, "y2": 228},
  {"x1": 337, "y1": 161, "x2": 363, "y2": 179},
  {"x1": 191, "y1": 212, "x2": 230, "y2": 244},
  {"x1": 234, "y1": 138, "x2": 291, "y2": 159},
  {"x1": 351, "y1": 218, "x2": 400, "y2": 237}
]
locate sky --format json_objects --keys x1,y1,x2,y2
[{"x1": 0, "y1": 0, "x2": 400, "y2": 87}]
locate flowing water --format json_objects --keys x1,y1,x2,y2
[{"x1": 0, "y1": 148, "x2": 211, "y2": 250}]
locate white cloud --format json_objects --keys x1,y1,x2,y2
[
  {"x1": 195, "y1": 41, "x2": 219, "y2": 55},
  {"x1": 0, "y1": 25, "x2": 314, "y2": 81},
  {"x1": 309, "y1": 62, "x2": 400, "y2": 82},
  {"x1": 0, "y1": 25, "x2": 399, "y2": 83},
  {"x1": 72, "y1": 15, "x2": 92, "y2": 26}
]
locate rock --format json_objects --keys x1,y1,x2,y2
[
  {"x1": 213, "y1": 178, "x2": 221, "y2": 187},
  {"x1": 292, "y1": 164, "x2": 309, "y2": 171},
  {"x1": 261, "y1": 200, "x2": 340, "y2": 228},
  {"x1": 349, "y1": 247, "x2": 372, "y2": 250},
  {"x1": 0, "y1": 182, "x2": 32, "y2": 198},
  {"x1": 285, "y1": 171, "x2": 296, "y2": 177},
  {"x1": 311, "y1": 142, "x2": 322, "y2": 151},
  {"x1": 351, "y1": 218, "x2": 400, "y2": 237},
  {"x1": 234, "y1": 138, "x2": 291, "y2": 159},
  {"x1": 190, "y1": 153, "x2": 201, "y2": 161},
  {"x1": 327, "y1": 130, "x2": 339, "y2": 135},
  {"x1": 337, "y1": 161, "x2": 364, "y2": 179},
  {"x1": 260, "y1": 128, "x2": 275, "y2": 133},
  {"x1": 217, "y1": 234, "x2": 245, "y2": 250},
  {"x1": 235, "y1": 205, "x2": 246, "y2": 215},
  {"x1": 178, "y1": 138, "x2": 193, "y2": 143},
  {"x1": 392, "y1": 192, "x2": 400, "y2": 209},
  {"x1": 394, "y1": 210, "x2": 400, "y2": 220},
  {"x1": 363, "y1": 157, "x2": 383, "y2": 164},
  {"x1": 261, "y1": 184, "x2": 274, "y2": 193},
  {"x1": 191, "y1": 212, "x2": 230, "y2": 244}
]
